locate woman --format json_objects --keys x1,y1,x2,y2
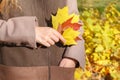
[{"x1": 0, "y1": 0, "x2": 85, "y2": 80}]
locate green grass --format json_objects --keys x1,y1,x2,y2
[{"x1": 77, "y1": 0, "x2": 120, "y2": 12}]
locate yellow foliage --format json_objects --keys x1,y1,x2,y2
[{"x1": 75, "y1": 2, "x2": 120, "y2": 80}]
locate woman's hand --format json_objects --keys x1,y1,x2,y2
[
  {"x1": 59, "y1": 58, "x2": 76, "y2": 68},
  {"x1": 35, "y1": 27, "x2": 66, "y2": 47}
]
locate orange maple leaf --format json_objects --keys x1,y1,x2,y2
[
  {"x1": 57, "y1": 17, "x2": 82, "y2": 34},
  {"x1": 61, "y1": 17, "x2": 81, "y2": 31}
]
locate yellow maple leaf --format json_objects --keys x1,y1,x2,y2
[
  {"x1": 52, "y1": 6, "x2": 79, "y2": 30},
  {"x1": 52, "y1": 6, "x2": 81, "y2": 45},
  {"x1": 62, "y1": 28, "x2": 80, "y2": 45},
  {"x1": 52, "y1": 6, "x2": 71, "y2": 30}
]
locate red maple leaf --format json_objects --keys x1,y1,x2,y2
[
  {"x1": 57, "y1": 17, "x2": 82, "y2": 37},
  {"x1": 61, "y1": 17, "x2": 82, "y2": 31}
]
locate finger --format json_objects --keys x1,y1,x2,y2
[
  {"x1": 59, "y1": 34, "x2": 66, "y2": 43},
  {"x1": 59, "y1": 58, "x2": 76, "y2": 68},
  {"x1": 52, "y1": 29, "x2": 66, "y2": 43},
  {"x1": 37, "y1": 38, "x2": 51, "y2": 47},
  {"x1": 59, "y1": 61, "x2": 65, "y2": 67},
  {"x1": 41, "y1": 40, "x2": 51, "y2": 47},
  {"x1": 50, "y1": 34, "x2": 59, "y2": 42},
  {"x1": 47, "y1": 38, "x2": 55, "y2": 45},
  {"x1": 60, "y1": 63, "x2": 75, "y2": 68}
]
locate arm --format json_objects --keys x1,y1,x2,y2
[
  {"x1": 60, "y1": 0, "x2": 86, "y2": 69},
  {"x1": 0, "y1": 16, "x2": 38, "y2": 48},
  {"x1": 0, "y1": 16, "x2": 65, "y2": 48}
]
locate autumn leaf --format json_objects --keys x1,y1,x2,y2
[
  {"x1": 52, "y1": 6, "x2": 81, "y2": 45},
  {"x1": 61, "y1": 17, "x2": 81, "y2": 31},
  {"x1": 62, "y1": 28, "x2": 80, "y2": 45}
]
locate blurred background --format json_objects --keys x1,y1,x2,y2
[
  {"x1": 75, "y1": 0, "x2": 120, "y2": 80},
  {"x1": 77, "y1": 0, "x2": 120, "y2": 12}
]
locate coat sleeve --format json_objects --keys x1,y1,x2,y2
[
  {"x1": 63, "y1": 0, "x2": 86, "y2": 69},
  {"x1": 0, "y1": 16, "x2": 38, "y2": 48}
]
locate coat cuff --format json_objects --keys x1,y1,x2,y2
[
  {"x1": 0, "y1": 16, "x2": 38, "y2": 48},
  {"x1": 10, "y1": 16, "x2": 38, "y2": 48},
  {"x1": 64, "y1": 39, "x2": 86, "y2": 69}
]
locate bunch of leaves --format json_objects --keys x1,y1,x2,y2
[
  {"x1": 52, "y1": 6, "x2": 82, "y2": 45},
  {"x1": 75, "y1": 2, "x2": 120, "y2": 80}
]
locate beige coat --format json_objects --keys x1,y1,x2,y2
[{"x1": 0, "y1": 0, "x2": 85, "y2": 80}]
